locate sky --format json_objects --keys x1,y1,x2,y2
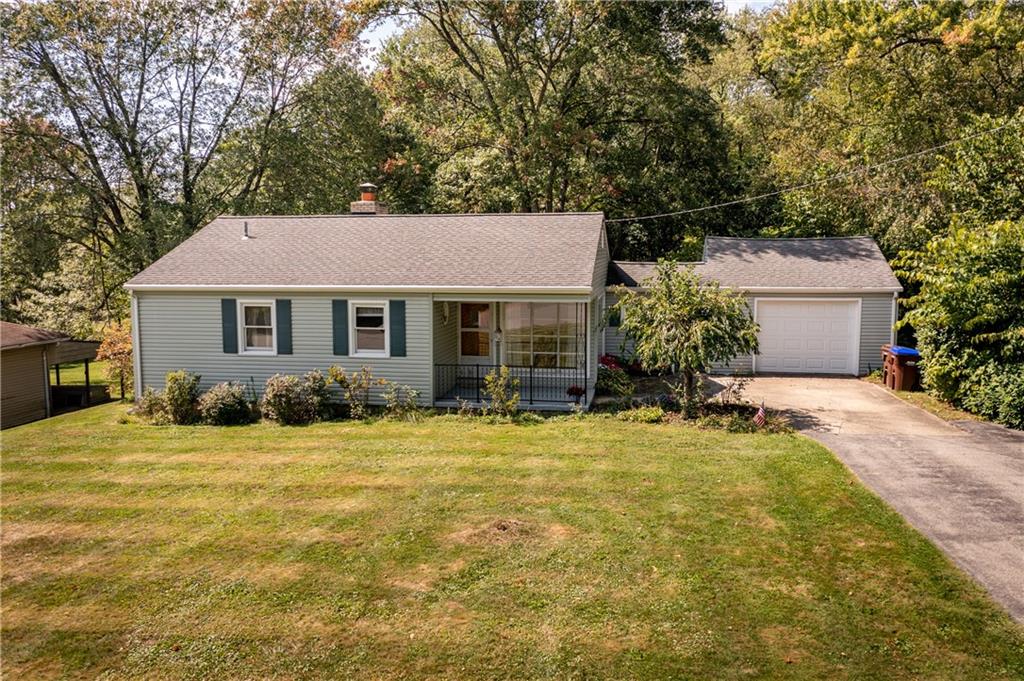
[{"x1": 358, "y1": 1, "x2": 779, "y2": 69}]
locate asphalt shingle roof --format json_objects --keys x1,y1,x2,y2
[
  {"x1": 1, "y1": 322, "x2": 69, "y2": 350},
  {"x1": 126, "y1": 213, "x2": 606, "y2": 290},
  {"x1": 608, "y1": 236, "x2": 902, "y2": 291}
]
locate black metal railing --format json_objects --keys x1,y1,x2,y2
[{"x1": 434, "y1": 363, "x2": 587, "y2": 405}]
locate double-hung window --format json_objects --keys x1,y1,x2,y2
[
  {"x1": 239, "y1": 301, "x2": 276, "y2": 355},
  {"x1": 350, "y1": 301, "x2": 389, "y2": 357}
]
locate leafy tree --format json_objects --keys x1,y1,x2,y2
[
  {"x1": 753, "y1": 0, "x2": 1024, "y2": 252},
  {"x1": 95, "y1": 322, "x2": 134, "y2": 399},
  {"x1": 5, "y1": 0, "x2": 361, "y2": 291},
  {"x1": 895, "y1": 221, "x2": 1024, "y2": 426},
  {"x1": 613, "y1": 261, "x2": 759, "y2": 417},
  {"x1": 371, "y1": 0, "x2": 742, "y2": 259}
]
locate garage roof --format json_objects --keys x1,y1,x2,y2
[{"x1": 609, "y1": 236, "x2": 902, "y2": 291}]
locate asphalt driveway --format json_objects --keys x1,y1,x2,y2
[{"x1": 739, "y1": 376, "x2": 1024, "y2": 623}]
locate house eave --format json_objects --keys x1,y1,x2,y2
[
  {"x1": 606, "y1": 285, "x2": 903, "y2": 294},
  {"x1": 125, "y1": 283, "x2": 594, "y2": 295}
]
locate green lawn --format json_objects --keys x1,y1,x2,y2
[
  {"x1": 2, "y1": 405, "x2": 1022, "y2": 679},
  {"x1": 50, "y1": 360, "x2": 126, "y2": 399}
]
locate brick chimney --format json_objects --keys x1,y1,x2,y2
[{"x1": 350, "y1": 182, "x2": 388, "y2": 215}]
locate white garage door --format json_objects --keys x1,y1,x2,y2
[{"x1": 755, "y1": 300, "x2": 859, "y2": 375}]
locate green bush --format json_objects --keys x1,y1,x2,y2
[
  {"x1": 381, "y1": 380, "x2": 422, "y2": 420},
  {"x1": 261, "y1": 370, "x2": 332, "y2": 425},
  {"x1": 164, "y1": 370, "x2": 201, "y2": 424},
  {"x1": 617, "y1": 406, "x2": 664, "y2": 423},
  {"x1": 198, "y1": 382, "x2": 255, "y2": 425},
  {"x1": 960, "y1": 363, "x2": 1024, "y2": 429},
  {"x1": 482, "y1": 366, "x2": 520, "y2": 417},
  {"x1": 596, "y1": 365, "x2": 634, "y2": 397},
  {"x1": 135, "y1": 387, "x2": 170, "y2": 425},
  {"x1": 328, "y1": 365, "x2": 376, "y2": 419}
]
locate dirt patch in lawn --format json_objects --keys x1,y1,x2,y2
[{"x1": 447, "y1": 519, "x2": 576, "y2": 546}]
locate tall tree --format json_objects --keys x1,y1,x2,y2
[
  {"x1": 371, "y1": 0, "x2": 737, "y2": 259},
  {"x1": 4, "y1": 0, "x2": 360, "y2": 326}
]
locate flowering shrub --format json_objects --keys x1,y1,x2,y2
[
  {"x1": 198, "y1": 382, "x2": 255, "y2": 425},
  {"x1": 599, "y1": 354, "x2": 622, "y2": 370},
  {"x1": 164, "y1": 370, "x2": 201, "y2": 424},
  {"x1": 596, "y1": 365, "x2": 634, "y2": 398},
  {"x1": 328, "y1": 365, "x2": 377, "y2": 419},
  {"x1": 261, "y1": 370, "x2": 331, "y2": 425}
]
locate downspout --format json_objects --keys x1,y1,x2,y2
[
  {"x1": 131, "y1": 292, "x2": 142, "y2": 401},
  {"x1": 891, "y1": 291, "x2": 898, "y2": 345}
]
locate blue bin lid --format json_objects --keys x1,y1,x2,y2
[{"x1": 890, "y1": 345, "x2": 920, "y2": 357}]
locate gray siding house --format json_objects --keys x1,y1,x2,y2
[
  {"x1": 604, "y1": 237, "x2": 902, "y2": 376},
  {"x1": 127, "y1": 191, "x2": 608, "y2": 410},
  {"x1": 126, "y1": 189, "x2": 902, "y2": 410}
]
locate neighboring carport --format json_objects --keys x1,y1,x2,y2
[{"x1": 1, "y1": 322, "x2": 106, "y2": 429}]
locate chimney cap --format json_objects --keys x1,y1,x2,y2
[{"x1": 358, "y1": 182, "x2": 378, "y2": 192}]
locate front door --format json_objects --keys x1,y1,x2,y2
[{"x1": 458, "y1": 303, "x2": 493, "y2": 365}]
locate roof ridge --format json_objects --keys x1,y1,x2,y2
[
  {"x1": 705, "y1": 235, "x2": 875, "y2": 241},
  {"x1": 218, "y1": 212, "x2": 605, "y2": 220}
]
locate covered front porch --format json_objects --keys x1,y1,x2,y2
[{"x1": 432, "y1": 299, "x2": 593, "y2": 410}]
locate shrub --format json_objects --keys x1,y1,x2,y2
[
  {"x1": 261, "y1": 370, "x2": 332, "y2": 425},
  {"x1": 596, "y1": 365, "x2": 634, "y2": 398},
  {"x1": 598, "y1": 354, "x2": 622, "y2": 370},
  {"x1": 135, "y1": 387, "x2": 169, "y2": 424},
  {"x1": 164, "y1": 370, "x2": 201, "y2": 424},
  {"x1": 381, "y1": 380, "x2": 422, "y2": 420},
  {"x1": 960, "y1": 363, "x2": 1024, "y2": 429},
  {"x1": 482, "y1": 366, "x2": 520, "y2": 416},
  {"x1": 95, "y1": 322, "x2": 133, "y2": 399},
  {"x1": 328, "y1": 365, "x2": 376, "y2": 419},
  {"x1": 617, "y1": 405, "x2": 665, "y2": 423},
  {"x1": 198, "y1": 382, "x2": 255, "y2": 425}
]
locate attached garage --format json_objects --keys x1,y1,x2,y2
[
  {"x1": 753, "y1": 299, "x2": 859, "y2": 375},
  {"x1": 605, "y1": 236, "x2": 903, "y2": 376}
]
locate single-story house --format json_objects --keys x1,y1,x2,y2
[
  {"x1": 1, "y1": 322, "x2": 107, "y2": 429},
  {"x1": 605, "y1": 236, "x2": 902, "y2": 376},
  {"x1": 125, "y1": 185, "x2": 901, "y2": 409}
]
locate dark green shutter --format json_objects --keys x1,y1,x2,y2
[
  {"x1": 332, "y1": 299, "x2": 348, "y2": 355},
  {"x1": 389, "y1": 300, "x2": 406, "y2": 357},
  {"x1": 221, "y1": 299, "x2": 238, "y2": 353},
  {"x1": 276, "y1": 299, "x2": 292, "y2": 354}
]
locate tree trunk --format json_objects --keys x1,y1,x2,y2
[{"x1": 682, "y1": 367, "x2": 697, "y2": 419}]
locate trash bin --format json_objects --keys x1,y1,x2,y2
[
  {"x1": 880, "y1": 344, "x2": 894, "y2": 388},
  {"x1": 888, "y1": 346, "x2": 920, "y2": 391}
]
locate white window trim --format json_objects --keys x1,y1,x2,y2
[
  {"x1": 349, "y1": 299, "x2": 390, "y2": 358},
  {"x1": 237, "y1": 299, "x2": 277, "y2": 356}
]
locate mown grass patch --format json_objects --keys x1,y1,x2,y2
[{"x1": 2, "y1": 403, "x2": 1022, "y2": 679}]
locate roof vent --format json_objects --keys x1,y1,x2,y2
[{"x1": 350, "y1": 182, "x2": 388, "y2": 215}]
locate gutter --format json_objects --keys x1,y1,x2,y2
[{"x1": 124, "y1": 284, "x2": 595, "y2": 295}]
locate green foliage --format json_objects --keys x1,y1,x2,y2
[
  {"x1": 198, "y1": 383, "x2": 256, "y2": 426},
  {"x1": 380, "y1": 380, "x2": 422, "y2": 421},
  {"x1": 164, "y1": 371, "x2": 201, "y2": 425},
  {"x1": 617, "y1": 406, "x2": 665, "y2": 424},
  {"x1": 328, "y1": 366, "x2": 377, "y2": 420},
  {"x1": 596, "y1": 365, "x2": 635, "y2": 398},
  {"x1": 482, "y1": 366, "x2": 520, "y2": 417},
  {"x1": 135, "y1": 387, "x2": 170, "y2": 425},
  {"x1": 696, "y1": 410, "x2": 791, "y2": 434},
  {"x1": 896, "y1": 221, "x2": 1024, "y2": 427},
  {"x1": 261, "y1": 371, "x2": 332, "y2": 426},
  {"x1": 960, "y1": 363, "x2": 1024, "y2": 430},
  {"x1": 95, "y1": 323, "x2": 133, "y2": 399},
  {"x1": 615, "y1": 261, "x2": 759, "y2": 417}
]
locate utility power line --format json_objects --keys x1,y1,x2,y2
[{"x1": 604, "y1": 118, "x2": 1021, "y2": 224}]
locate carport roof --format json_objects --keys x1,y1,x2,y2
[
  {"x1": 0, "y1": 322, "x2": 70, "y2": 350},
  {"x1": 609, "y1": 236, "x2": 902, "y2": 291}
]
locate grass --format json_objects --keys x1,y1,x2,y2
[
  {"x1": 50, "y1": 360, "x2": 126, "y2": 399},
  {"x1": 862, "y1": 374, "x2": 979, "y2": 422},
  {"x1": 3, "y1": 404, "x2": 1022, "y2": 679}
]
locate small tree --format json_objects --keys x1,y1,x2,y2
[
  {"x1": 96, "y1": 322, "x2": 133, "y2": 399},
  {"x1": 614, "y1": 261, "x2": 759, "y2": 417}
]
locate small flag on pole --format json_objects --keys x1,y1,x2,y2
[{"x1": 753, "y1": 401, "x2": 767, "y2": 428}]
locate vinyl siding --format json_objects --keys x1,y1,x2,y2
[
  {"x1": 603, "y1": 291, "x2": 894, "y2": 376},
  {"x1": 136, "y1": 291, "x2": 433, "y2": 404},
  {"x1": 1, "y1": 346, "x2": 49, "y2": 429}
]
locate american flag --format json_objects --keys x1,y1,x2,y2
[{"x1": 753, "y1": 401, "x2": 767, "y2": 428}]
